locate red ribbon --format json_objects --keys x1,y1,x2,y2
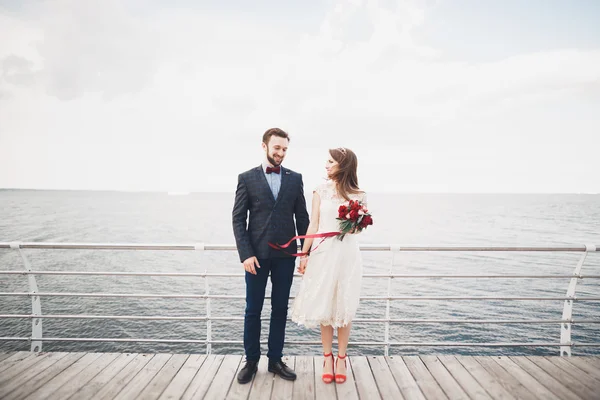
[{"x1": 268, "y1": 231, "x2": 340, "y2": 256}]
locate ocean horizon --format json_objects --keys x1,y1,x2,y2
[{"x1": 1, "y1": 189, "x2": 598, "y2": 356}]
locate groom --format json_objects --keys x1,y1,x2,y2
[{"x1": 232, "y1": 128, "x2": 310, "y2": 383}]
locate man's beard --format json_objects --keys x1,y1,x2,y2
[{"x1": 267, "y1": 153, "x2": 283, "y2": 167}]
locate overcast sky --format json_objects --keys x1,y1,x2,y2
[{"x1": 1, "y1": 0, "x2": 599, "y2": 193}]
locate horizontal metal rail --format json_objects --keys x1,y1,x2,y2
[
  {"x1": 0, "y1": 270, "x2": 597, "y2": 279},
  {"x1": 0, "y1": 336, "x2": 598, "y2": 347},
  {"x1": 1, "y1": 314, "x2": 600, "y2": 324},
  {"x1": 1, "y1": 292, "x2": 599, "y2": 301},
  {"x1": 1, "y1": 242, "x2": 598, "y2": 252},
  {"x1": 1, "y1": 242, "x2": 598, "y2": 354}
]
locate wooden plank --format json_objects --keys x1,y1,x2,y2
[
  {"x1": 203, "y1": 355, "x2": 242, "y2": 400},
  {"x1": 403, "y1": 356, "x2": 448, "y2": 400},
  {"x1": 437, "y1": 355, "x2": 493, "y2": 400},
  {"x1": 0, "y1": 352, "x2": 36, "y2": 375},
  {"x1": 24, "y1": 352, "x2": 104, "y2": 400},
  {"x1": 292, "y1": 356, "x2": 315, "y2": 400},
  {"x1": 159, "y1": 355, "x2": 207, "y2": 400},
  {"x1": 4, "y1": 353, "x2": 600, "y2": 400},
  {"x1": 526, "y1": 357, "x2": 597, "y2": 400},
  {"x1": 90, "y1": 354, "x2": 155, "y2": 400},
  {"x1": 582, "y1": 356, "x2": 600, "y2": 369},
  {"x1": 386, "y1": 356, "x2": 424, "y2": 400},
  {"x1": 545, "y1": 357, "x2": 600, "y2": 389},
  {"x1": 0, "y1": 352, "x2": 70, "y2": 398},
  {"x1": 135, "y1": 354, "x2": 189, "y2": 400},
  {"x1": 226, "y1": 357, "x2": 260, "y2": 400},
  {"x1": 69, "y1": 353, "x2": 139, "y2": 400},
  {"x1": 351, "y1": 356, "x2": 380, "y2": 399},
  {"x1": 420, "y1": 356, "x2": 470, "y2": 400},
  {"x1": 335, "y1": 354, "x2": 359, "y2": 400},
  {"x1": 112, "y1": 353, "x2": 172, "y2": 399},
  {"x1": 454, "y1": 357, "x2": 514, "y2": 400},
  {"x1": 270, "y1": 356, "x2": 295, "y2": 400},
  {"x1": 491, "y1": 356, "x2": 561, "y2": 400},
  {"x1": 181, "y1": 355, "x2": 224, "y2": 400},
  {"x1": 508, "y1": 357, "x2": 582, "y2": 400},
  {"x1": 4, "y1": 352, "x2": 85, "y2": 400},
  {"x1": 570, "y1": 357, "x2": 600, "y2": 379},
  {"x1": 0, "y1": 353, "x2": 15, "y2": 363},
  {"x1": 0, "y1": 352, "x2": 54, "y2": 382},
  {"x1": 560, "y1": 357, "x2": 600, "y2": 380},
  {"x1": 314, "y1": 355, "x2": 336, "y2": 400},
  {"x1": 367, "y1": 356, "x2": 403, "y2": 400},
  {"x1": 40, "y1": 353, "x2": 121, "y2": 400},
  {"x1": 247, "y1": 356, "x2": 273, "y2": 400},
  {"x1": 474, "y1": 357, "x2": 535, "y2": 400}
]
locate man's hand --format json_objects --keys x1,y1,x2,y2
[
  {"x1": 297, "y1": 257, "x2": 308, "y2": 275},
  {"x1": 243, "y1": 256, "x2": 261, "y2": 275}
]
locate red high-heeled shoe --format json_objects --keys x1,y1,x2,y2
[
  {"x1": 322, "y1": 352, "x2": 334, "y2": 384},
  {"x1": 335, "y1": 354, "x2": 347, "y2": 383}
]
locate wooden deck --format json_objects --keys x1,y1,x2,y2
[{"x1": 0, "y1": 353, "x2": 599, "y2": 399}]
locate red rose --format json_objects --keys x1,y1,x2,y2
[
  {"x1": 350, "y1": 210, "x2": 359, "y2": 220},
  {"x1": 361, "y1": 215, "x2": 373, "y2": 226}
]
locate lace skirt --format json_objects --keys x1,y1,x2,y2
[{"x1": 290, "y1": 234, "x2": 363, "y2": 328}]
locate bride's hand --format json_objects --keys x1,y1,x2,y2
[{"x1": 297, "y1": 257, "x2": 308, "y2": 274}]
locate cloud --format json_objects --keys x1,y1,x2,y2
[
  {"x1": 1, "y1": 54, "x2": 36, "y2": 87},
  {"x1": 0, "y1": 0, "x2": 599, "y2": 192},
  {"x1": 3, "y1": 0, "x2": 598, "y2": 115},
  {"x1": 0, "y1": 0, "x2": 159, "y2": 101}
]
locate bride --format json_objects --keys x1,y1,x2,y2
[{"x1": 290, "y1": 147, "x2": 367, "y2": 384}]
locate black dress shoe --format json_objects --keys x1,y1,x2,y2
[
  {"x1": 268, "y1": 359, "x2": 297, "y2": 381},
  {"x1": 237, "y1": 360, "x2": 258, "y2": 384}
]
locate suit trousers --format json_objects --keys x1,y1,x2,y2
[{"x1": 243, "y1": 257, "x2": 295, "y2": 362}]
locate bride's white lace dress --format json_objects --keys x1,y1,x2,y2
[{"x1": 290, "y1": 181, "x2": 366, "y2": 328}]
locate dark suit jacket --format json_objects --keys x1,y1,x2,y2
[{"x1": 232, "y1": 165, "x2": 310, "y2": 262}]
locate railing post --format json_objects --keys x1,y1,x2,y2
[
  {"x1": 196, "y1": 243, "x2": 211, "y2": 355},
  {"x1": 11, "y1": 243, "x2": 43, "y2": 352},
  {"x1": 560, "y1": 246, "x2": 593, "y2": 356},
  {"x1": 386, "y1": 245, "x2": 400, "y2": 356}
]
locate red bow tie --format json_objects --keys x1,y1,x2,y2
[{"x1": 266, "y1": 166, "x2": 281, "y2": 174}]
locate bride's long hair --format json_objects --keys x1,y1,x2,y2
[{"x1": 329, "y1": 147, "x2": 362, "y2": 201}]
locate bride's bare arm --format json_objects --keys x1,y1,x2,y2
[{"x1": 300, "y1": 191, "x2": 321, "y2": 255}]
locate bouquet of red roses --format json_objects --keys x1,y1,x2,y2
[
  {"x1": 268, "y1": 199, "x2": 373, "y2": 255},
  {"x1": 337, "y1": 200, "x2": 373, "y2": 240}
]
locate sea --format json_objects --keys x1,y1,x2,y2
[{"x1": 1, "y1": 189, "x2": 599, "y2": 356}]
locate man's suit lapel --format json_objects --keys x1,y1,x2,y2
[
  {"x1": 274, "y1": 167, "x2": 290, "y2": 206},
  {"x1": 254, "y1": 166, "x2": 276, "y2": 206}
]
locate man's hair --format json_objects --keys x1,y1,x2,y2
[{"x1": 262, "y1": 128, "x2": 290, "y2": 144}]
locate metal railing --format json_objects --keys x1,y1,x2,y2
[{"x1": 0, "y1": 242, "x2": 599, "y2": 356}]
